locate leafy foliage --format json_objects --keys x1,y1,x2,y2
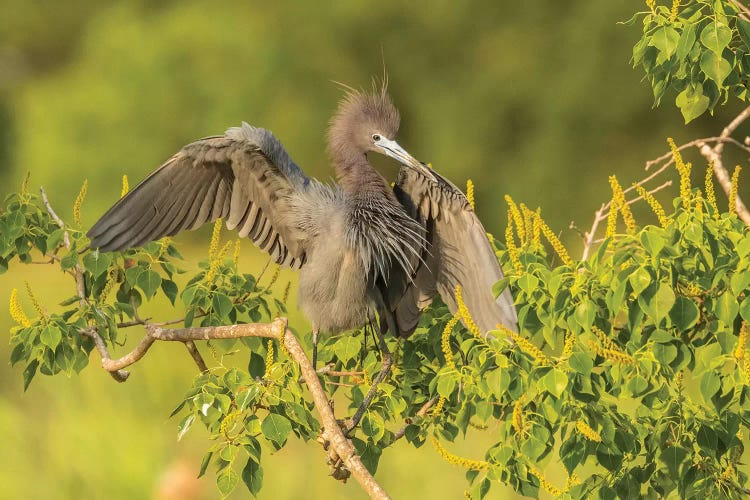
[
  {"x1": 3, "y1": 155, "x2": 750, "y2": 499},
  {"x1": 629, "y1": 0, "x2": 750, "y2": 122}
]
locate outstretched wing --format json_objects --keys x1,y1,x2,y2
[
  {"x1": 87, "y1": 123, "x2": 309, "y2": 269},
  {"x1": 388, "y1": 166, "x2": 518, "y2": 337}
]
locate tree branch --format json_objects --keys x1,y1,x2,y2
[{"x1": 89, "y1": 318, "x2": 390, "y2": 499}]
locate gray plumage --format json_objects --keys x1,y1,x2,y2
[{"x1": 87, "y1": 83, "x2": 517, "y2": 339}]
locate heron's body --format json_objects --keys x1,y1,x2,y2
[{"x1": 88, "y1": 82, "x2": 517, "y2": 348}]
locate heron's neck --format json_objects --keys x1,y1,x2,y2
[{"x1": 334, "y1": 154, "x2": 394, "y2": 199}]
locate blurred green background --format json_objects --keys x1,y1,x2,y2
[{"x1": 1, "y1": 1, "x2": 748, "y2": 498}]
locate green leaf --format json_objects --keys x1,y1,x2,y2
[
  {"x1": 641, "y1": 282, "x2": 675, "y2": 323},
  {"x1": 676, "y1": 23, "x2": 697, "y2": 59},
  {"x1": 574, "y1": 300, "x2": 596, "y2": 330},
  {"x1": 741, "y1": 297, "x2": 750, "y2": 322},
  {"x1": 650, "y1": 26, "x2": 680, "y2": 58},
  {"x1": 40, "y1": 325, "x2": 62, "y2": 350},
  {"x1": 361, "y1": 413, "x2": 386, "y2": 441},
  {"x1": 23, "y1": 359, "x2": 39, "y2": 391},
  {"x1": 568, "y1": 352, "x2": 593, "y2": 375},
  {"x1": 212, "y1": 293, "x2": 233, "y2": 319},
  {"x1": 161, "y1": 279, "x2": 178, "y2": 305},
  {"x1": 700, "y1": 51, "x2": 731, "y2": 85},
  {"x1": 261, "y1": 414, "x2": 292, "y2": 447},
  {"x1": 216, "y1": 466, "x2": 239, "y2": 497},
  {"x1": 700, "y1": 371, "x2": 721, "y2": 402},
  {"x1": 333, "y1": 336, "x2": 361, "y2": 363},
  {"x1": 676, "y1": 85, "x2": 710, "y2": 123},
  {"x1": 714, "y1": 292, "x2": 739, "y2": 325},
  {"x1": 629, "y1": 267, "x2": 652, "y2": 296},
  {"x1": 640, "y1": 228, "x2": 665, "y2": 257},
  {"x1": 738, "y1": 18, "x2": 750, "y2": 48},
  {"x1": 540, "y1": 368, "x2": 568, "y2": 398},
  {"x1": 177, "y1": 414, "x2": 195, "y2": 441},
  {"x1": 136, "y1": 269, "x2": 161, "y2": 299},
  {"x1": 670, "y1": 296, "x2": 699, "y2": 331},
  {"x1": 436, "y1": 370, "x2": 458, "y2": 397},
  {"x1": 82, "y1": 251, "x2": 112, "y2": 279},
  {"x1": 731, "y1": 272, "x2": 750, "y2": 296},
  {"x1": 198, "y1": 451, "x2": 213, "y2": 478},
  {"x1": 241, "y1": 458, "x2": 263, "y2": 497},
  {"x1": 700, "y1": 21, "x2": 732, "y2": 53}
]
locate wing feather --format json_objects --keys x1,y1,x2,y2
[
  {"x1": 87, "y1": 124, "x2": 309, "y2": 269},
  {"x1": 390, "y1": 167, "x2": 518, "y2": 337}
]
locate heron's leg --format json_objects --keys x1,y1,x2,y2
[
  {"x1": 346, "y1": 302, "x2": 396, "y2": 433},
  {"x1": 312, "y1": 326, "x2": 320, "y2": 371}
]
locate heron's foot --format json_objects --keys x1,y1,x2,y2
[
  {"x1": 344, "y1": 351, "x2": 393, "y2": 435},
  {"x1": 317, "y1": 431, "x2": 352, "y2": 482}
]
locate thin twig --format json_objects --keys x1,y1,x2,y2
[
  {"x1": 184, "y1": 341, "x2": 208, "y2": 372},
  {"x1": 391, "y1": 397, "x2": 438, "y2": 443},
  {"x1": 79, "y1": 327, "x2": 130, "y2": 382}
]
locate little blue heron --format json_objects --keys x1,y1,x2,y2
[{"x1": 88, "y1": 81, "x2": 517, "y2": 428}]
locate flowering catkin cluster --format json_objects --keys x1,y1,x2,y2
[
  {"x1": 121, "y1": 175, "x2": 130, "y2": 197},
  {"x1": 24, "y1": 281, "x2": 46, "y2": 322},
  {"x1": 562, "y1": 332, "x2": 575, "y2": 358},
  {"x1": 704, "y1": 165, "x2": 719, "y2": 218},
  {"x1": 608, "y1": 175, "x2": 636, "y2": 234},
  {"x1": 633, "y1": 183, "x2": 668, "y2": 227},
  {"x1": 505, "y1": 211, "x2": 523, "y2": 274},
  {"x1": 432, "y1": 396, "x2": 446, "y2": 416},
  {"x1": 431, "y1": 436, "x2": 490, "y2": 471},
  {"x1": 668, "y1": 138, "x2": 692, "y2": 209},
  {"x1": 734, "y1": 322, "x2": 748, "y2": 362},
  {"x1": 9, "y1": 289, "x2": 31, "y2": 328},
  {"x1": 512, "y1": 394, "x2": 526, "y2": 435},
  {"x1": 529, "y1": 467, "x2": 563, "y2": 497},
  {"x1": 505, "y1": 195, "x2": 525, "y2": 245},
  {"x1": 501, "y1": 325, "x2": 550, "y2": 365},
  {"x1": 455, "y1": 285, "x2": 483, "y2": 340},
  {"x1": 265, "y1": 339, "x2": 275, "y2": 376},
  {"x1": 575, "y1": 419, "x2": 602, "y2": 442},
  {"x1": 441, "y1": 313, "x2": 460, "y2": 370},
  {"x1": 73, "y1": 179, "x2": 88, "y2": 227},
  {"x1": 465, "y1": 179, "x2": 475, "y2": 210},
  {"x1": 536, "y1": 213, "x2": 573, "y2": 266},
  {"x1": 670, "y1": 0, "x2": 680, "y2": 22},
  {"x1": 729, "y1": 165, "x2": 742, "y2": 214}
]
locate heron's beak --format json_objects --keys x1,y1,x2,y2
[{"x1": 378, "y1": 138, "x2": 436, "y2": 180}]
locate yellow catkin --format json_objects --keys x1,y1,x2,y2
[
  {"x1": 431, "y1": 436, "x2": 490, "y2": 471},
  {"x1": 606, "y1": 193, "x2": 619, "y2": 238},
  {"x1": 520, "y1": 203, "x2": 535, "y2": 246},
  {"x1": 9, "y1": 289, "x2": 31, "y2": 328},
  {"x1": 455, "y1": 285, "x2": 483, "y2": 340},
  {"x1": 576, "y1": 420, "x2": 602, "y2": 442},
  {"x1": 668, "y1": 138, "x2": 692, "y2": 209},
  {"x1": 120, "y1": 175, "x2": 129, "y2": 197},
  {"x1": 670, "y1": 0, "x2": 680, "y2": 22},
  {"x1": 266, "y1": 265, "x2": 281, "y2": 289},
  {"x1": 565, "y1": 474, "x2": 581, "y2": 492},
  {"x1": 743, "y1": 353, "x2": 750, "y2": 383},
  {"x1": 694, "y1": 190, "x2": 703, "y2": 215},
  {"x1": 281, "y1": 281, "x2": 291, "y2": 304},
  {"x1": 609, "y1": 175, "x2": 636, "y2": 234},
  {"x1": 72, "y1": 179, "x2": 88, "y2": 226},
  {"x1": 432, "y1": 396, "x2": 446, "y2": 416},
  {"x1": 466, "y1": 179, "x2": 475, "y2": 210},
  {"x1": 232, "y1": 239, "x2": 241, "y2": 268},
  {"x1": 441, "y1": 313, "x2": 460, "y2": 369},
  {"x1": 721, "y1": 463, "x2": 735, "y2": 480},
  {"x1": 532, "y1": 207, "x2": 541, "y2": 246},
  {"x1": 512, "y1": 394, "x2": 526, "y2": 435},
  {"x1": 705, "y1": 165, "x2": 719, "y2": 218},
  {"x1": 265, "y1": 339, "x2": 275, "y2": 376},
  {"x1": 562, "y1": 332, "x2": 575, "y2": 357},
  {"x1": 20, "y1": 172, "x2": 31, "y2": 199},
  {"x1": 646, "y1": 0, "x2": 655, "y2": 11},
  {"x1": 205, "y1": 240, "x2": 232, "y2": 282},
  {"x1": 634, "y1": 184, "x2": 669, "y2": 227},
  {"x1": 505, "y1": 195, "x2": 526, "y2": 244},
  {"x1": 729, "y1": 165, "x2": 742, "y2": 214},
  {"x1": 100, "y1": 269, "x2": 118, "y2": 302},
  {"x1": 588, "y1": 340, "x2": 635, "y2": 365},
  {"x1": 529, "y1": 467, "x2": 563, "y2": 497},
  {"x1": 536, "y1": 212, "x2": 573, "y2": 266},
  {"x1": 592, "y1": 326, "x2": 617, "y2": 351},
  {"x1": 505, "y1": 212, "x2": 523, "y2": 274},
  {"x1": 24, "y1": 281, "x2": 46, "y2": 321},
  {"x1": 502, "y1": 326, "x2": 550, "y2": 365},
  {"x1": 736, "y1": 322, "x2": 748, "y2": 362},
  {"x1": 208, "y1": 218, "x2": 223, "y2": 261}
]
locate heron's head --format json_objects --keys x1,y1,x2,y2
[{"x1": 328, "y1": 81, "x2": 430, "y2": 176}]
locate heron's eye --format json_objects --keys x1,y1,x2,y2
[{"x1": 372, "y1": 134, "x2": 381, "y2": 142}]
